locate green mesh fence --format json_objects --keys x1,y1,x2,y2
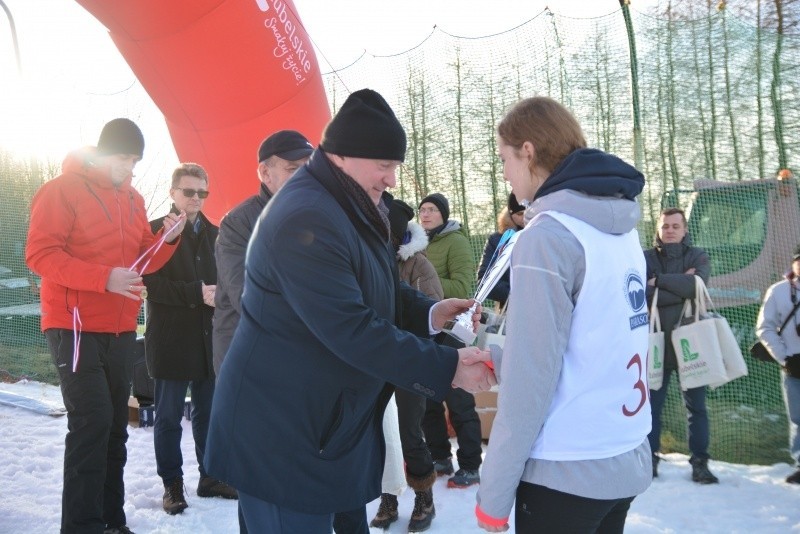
[{"x1": 2, "y1": 2, "x2": 799, "y2": 464}]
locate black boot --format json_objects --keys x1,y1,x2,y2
[
  {"x1": 690, "y1": 457, "x2": 719, "y2": 484},
  {"x1": 652, "y1": 454, "x2": 660, "y2": 478},
  {"x1": 408, "y1": 489, "x2": 435, "y2": 532},
  {"x1": 369, "y1": 493, "x2": 398, "y2": 529},
  {"x1": 787, "y1": 468, "x2": 800, "y2": 484}
]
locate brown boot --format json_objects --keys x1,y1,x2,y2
[
  {"x1": 369, "y1": 493, "x2": 398, "y2": 529},
  {"x1": 162, "y1": 476, "x2": 188, "y2": 515},
  {"x1": 408, "y1": 488, "x2": 435, "y2": 532}
]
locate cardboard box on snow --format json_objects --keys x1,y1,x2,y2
[
  {"x1": 477, "y1": 407, "x2": 497, "y2": 440},
  {"x1": 474, "y1": 390, "x2": 497, "y2": 409}
]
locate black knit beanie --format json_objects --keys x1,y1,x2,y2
[
  {"x1": 320, "y1": 89, "x2": 406, "y2": 161},
  {"x1": 507, "y1": 192, "x2": 525, "y2": 214},
  {"x1": 419, "y1": 193, "x2": 449, "y2": 222},
  {"x1": 96, "y1": 118, "x2": 144, "y2": 158},
  {"x1": 388, "y1": 199, "x2": 414, "y2": 245}
]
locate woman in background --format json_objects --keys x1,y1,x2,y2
[
  {"x1": 476, "y1": 193, "x2": 526, "y2": 309},
  {"x1": 476, "y1": 97, "x2": 652, "y2": 532},
  {"x1": 370, "y1": 198, "x2": 445, "y2": 532}
]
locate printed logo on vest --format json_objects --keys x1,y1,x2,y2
[{"x1": 625, "y1": 270, "x2": 648, "y2": 330}]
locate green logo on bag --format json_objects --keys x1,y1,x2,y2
[
  {"x1": 652, "y1": 345, "x2": 662, "y2": 369},
  {"x1": 680, "y1": 339, "x2": 699, "y2": 362}
]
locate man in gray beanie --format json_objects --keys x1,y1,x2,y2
[
  {"x1": 26, "y1": 118, "x2": 185, "y2": 534},
  {"x1": 206, "y1": 89, "x2": 495, "y2": 533}
]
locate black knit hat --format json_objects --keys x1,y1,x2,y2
[
  {"x1": 507, "y1": 192, "x2": 524, "y2": 214},
  {"x1": 320, "y1": 89, "x2": 406, "y2": 161},
  {"x1": 388, "y1": 199, "x2": 414, "y2": 245},
  {"x1": 258, "y1": 130, "x2": 314, "y2": 163},
  {"x1": 96, "y1": 118, "x2": 144, "y2": 158},
  {"x1": 419, "y1": 193, "x2": 449, "y2": 222}
]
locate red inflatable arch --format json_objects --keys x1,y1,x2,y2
[{"x1": 75, "y1": 0, "x2": 331, "y2": 223}]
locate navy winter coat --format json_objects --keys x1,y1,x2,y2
[{"x1": 205, "y1": 150, "x2": 459, "y2": 514}]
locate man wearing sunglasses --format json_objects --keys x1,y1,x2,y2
[
  {"x1": 212, "y1": 130, "x2": 314, "y2": 375},
  {"x1": 143, "y1": 163, "x2": 237, "y2": 516}
]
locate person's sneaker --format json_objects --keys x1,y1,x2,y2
[
  {"x1": 369, "y1": 493, "x2": 399, "y2": 529},
  {"x1": 690, "y1": 457, "x2": 719, "y2": 484},
  {"x1": 432, "y1": 458, "x2": 454, "y2": 476},
  {"x1": 447, "y1": 468, "x2": 480, "y2": 488},
  {"x1": 197, "y1": 476, "x2": 239, "y2": 499},
  {"x1": 652, "y1": 454, "x2": 660, "y2": 478},
  {"x1": 408, "y1": 489, "x2": 435, "y2": 532},
  {"x1": 104, "y1": 526, "x2": 135, "y2": 534},
  {"x1": 786, "y1": 468, "x2": 800, "y2": 484},
  {"x1": 163, "y1": 477, "x2": 188, "y2": 515}
]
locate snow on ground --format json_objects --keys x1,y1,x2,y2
[{"x1": 1, "y1": 380, "x2": 799, "y2": 533}]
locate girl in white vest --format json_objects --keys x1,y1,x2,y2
[{"x1": 476, "y1": 97, "x2": 652, "y2": 533}]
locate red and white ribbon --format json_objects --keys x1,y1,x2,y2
[{"x1": 129, "y1": 213, "x2": 185, "y2": 275}]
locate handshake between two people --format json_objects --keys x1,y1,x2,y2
[{"x1": 431, "y1": 298, "x2": 498, "y2": 394}]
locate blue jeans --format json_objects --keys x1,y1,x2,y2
[
  {"x1": 154, "y1": 377, "x2": 215, "y2": 483},
  {"x1": 239, "y1": 491, "x2": 368, "y2": 533},
  {"x1": 783, "y1": 374, "x2": 800, "y2": 466},
  {"x1": 648, "y1": 370, "x2": 710, "y2": 461}
]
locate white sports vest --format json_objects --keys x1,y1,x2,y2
[{"x1": 530, "y1": 211, "x2": 651, "y2": 461}]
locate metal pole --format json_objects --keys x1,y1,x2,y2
[
  {"x1": 0, "y1": 0, "x2": 21, "y2": 74},
  {"x1": 619, "y1": 0, "x2": 643, "y2": 170}
]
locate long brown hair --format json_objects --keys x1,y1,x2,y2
[{"x1": 497, "y1": 97, "x2": 587, "y2": 174}]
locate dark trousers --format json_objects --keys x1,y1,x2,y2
[
  {"x1": 46, "y1": 329, "x2": 134, "y2": 533},
  {"x1": 154, "y1": 377, "x2": 215, "y2": 484},
  {"x1": 648, "y1": 369, "x2": 710, "y2": 461},
  {"x1": 394, "y1": 389, "x2": 434, "y2": 479},
  {"x1": 422, "y1": 388, "x2": 483, "y2": 471},
  {"x1": 515, "y1": 482, "x2": 634, "y2": 533},
  {"x1": 239, "y1": 491, "x2": 368, "y2": 534},
  {"x1": 332, "y1": 507, "x2": 369, "y2": 534}
]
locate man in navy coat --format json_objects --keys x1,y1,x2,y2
[{"x1": 205, "y1": 89, "x2": 494, "y2": 533}]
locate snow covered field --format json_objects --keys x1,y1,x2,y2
[{"x1": 1, "y1": 380, "x2": 799, "y2": 533}]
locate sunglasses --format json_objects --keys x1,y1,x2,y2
[{"x1": 175, "y1": 187, "x2": 209, "y2": 199}]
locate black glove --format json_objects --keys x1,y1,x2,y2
[{"x1": 784, "y1": 355, "x2": 800, "y2": 378}]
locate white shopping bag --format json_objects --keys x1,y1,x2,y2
[
  {"x1": 648, "y1": 288, "x2": 665, "y2": 391},
  {"x1": 689, "y1": 277, "x2": 748, "y2": 388},
  {"x1": 671, "y1": 278, "x2": 729, "y2": 390}
]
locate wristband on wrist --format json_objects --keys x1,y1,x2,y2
[{"x1": 476, "y1": 504, "x2": 508, "y2": 528}]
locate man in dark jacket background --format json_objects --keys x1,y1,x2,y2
[
  {"x1": 205, "y1": 89, "x2": 495, "y2": 534},
  {"x1": 144, "y1": 163, "x2": 236, "y2": 516},
  {"x1": 212, "y1": 130, "x2": 314, "y2": 374},
  {"x1": 645, "y1": 207, "x2": 718, "y2": 484}
]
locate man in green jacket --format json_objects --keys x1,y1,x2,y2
[{"x1": 418, "y1": 192, "x2": 484, "y2": 489}]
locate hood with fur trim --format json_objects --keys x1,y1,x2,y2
[{"x1": 397, "y1": 221, "x2": 429, "y2": 261}]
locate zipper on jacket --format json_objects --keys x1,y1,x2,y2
[
  {"x1": 115, "y1": 190, "x2": 126, "y2": 334},
  {"x1": 84, "y1": 181, "x2": 113, "y2": 222}
]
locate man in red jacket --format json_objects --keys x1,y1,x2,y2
[{"x1": 26, "y1": 118, "x2": 185, "y2": 534}]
